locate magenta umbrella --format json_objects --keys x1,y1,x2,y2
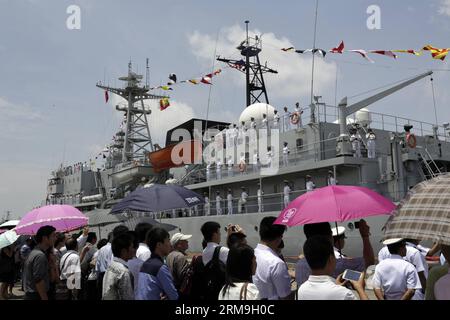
[
  {"x1": 274, "y1": 185, "x2": 396, "y2": 227},
  {"x1": 15, "y1": 205, "x2": 88, "y2": 235}
]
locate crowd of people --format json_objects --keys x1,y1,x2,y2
[{"x1": 0, "y1": 216, "x2": 449, "y2": 300}]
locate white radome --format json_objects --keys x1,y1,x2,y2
[{"x1": 238, "y1": 103, "x2": 276, "y2": 124}]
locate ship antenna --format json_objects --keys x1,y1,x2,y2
[
  {"x1": 310, "y1": 0, "x2": 319, "y2": 104},
  {"x1": 146, "y1": 58, "x2": 150, "y2": 89},
  {"x1": 204, "y1": 29, "x2": 220, "y2": 144}
]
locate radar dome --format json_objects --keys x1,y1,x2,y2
[
  {"x1": 238, "y1": 103, "x2": 276, "y2": 125},
  {"x1": 355, "y1": 108, "x2": 371, "y2": 126}
]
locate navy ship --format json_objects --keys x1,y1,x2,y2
[{"x1": 43, "y1": 29, "x2": 448, "y2": 258}]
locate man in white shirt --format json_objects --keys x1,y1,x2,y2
[
  {"x1": 95, "y1": 225, "x2": 129, "y2": 297},
  {"x1": 216, "y1": 159, "x2": 222, "y2": 180},
  {"x1": 232, "y1": 124, "x2": 238, "y2": 146},
  {"x1": 253, "y1": 151, "x2": 259, "y2": 173},
  {"x1": 378, "y1": 238, "x2": 428, "y2": 299},
  {"x1": 327, "y1": 170, "x2": 337, "y2": 186},
  {"x1": 305, "y1": 175, "x2": 315, "y2": 192},
  {"x1": 227, "y1": 189, "x2": 233, "y2": 215},
  {"x1": 240, "y1": 187, "x2": 248, "y2": 214},
  {"x1": 206, "y1": 161, "x2": 211, "y2": 181},
  {"x1": 257, "y1": 183, "x2": 264, "y2": 213},
  {"x1": 59, "y1": 238, "x2": 81, "y2": 300},
  {"x1": 293, "y1": 102, "x2": 303, "y2": 128},
  {"x1": 282, "y1": 107, "x2": 290, "y2": 132},
  {"x1": 297, "y1": 235, "x2": 369, "y2": 300},
  {"x1": 266, "y1": 147, "x2": 273, "y2": 168},
  {"x1": 261, "y1": 113, "x2": 268, "y2": 130},
  {"x1": 227, "y1": 156, "x2": 234, "y2": 178},
  {"x1": 215, "y1": 191, "x2": 223, "y2": 215},
  {"x1": 200, "y1": 221, "x2": 229, "y2": 266},
  {"x1": 373, "y1": 238, "x2": 421, "y2": 300},
  {"x1": 366, "y1": 128, "x2": 376, "y2": 159},
  {"x1": 127, "y1": 223, "x2": 152, "y2": 296},
  {"x1": 283, "y1": 181, "x2": 291, "y2": 208},
  {"x1": 272, "y1": 110, "x2": 280, "y2": 130},
  {"x1": 253, "y1": 216, "x2": 292, "y2": 300},
  {"x1": 203, "y1": 192, "x2": 210, "y2": 216},
  {"x1": 282, "y1": 142, "x2": 290, "y2": 167},
  {"x1": 103, "y1": 232, "x2": 136, "y2": 300},
  {"x1": 350, "y1": 130, "x2": 362, "y2": 158}
]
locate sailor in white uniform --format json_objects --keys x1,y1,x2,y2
[
  {"x1": 294, "y1": 102, "x2": 303, "y2": 128},
  {"x1": 240, "y1": 187, "x2": 248, "y2": 214},
  {"x1": 282, "y1": 142, "x2": 290, "y2": 167},
  {"x1": 257, "y1": 183, "x2": 264, "y2": 213},
  {"x1": 238, "y1": 121, "x2": 246, "y2": 144},
  {"x1": 227, "y1": 188, "x2": 233, "y2": 215},
  {"x1": 227, "y1": 156, "x2": 234, "y2": 178},
  {"x1": 266, "y1": 147, "x2": 273, "y2": 168},
  {"x1": 373, "y1": 238, "x2": 422, "y2": 300},
  {"x1": 350, "y1": 130, "x2": 362, "y2": 158},
  {"x1": 366, "y1": 128, "x2": 376, "y2": 159},
  {"x1": 282, "y1": 107, "x2": 291, "y2": 132},
  {"x1": 283, "y1": 180, "x2": 291, "y2": 208},
  {"x1": 215, "y1": 191, "x2": 223, "y2": 215},
  {"x1": 261, "y1": 113, "x2": 268, "y2": 130},
  {"x1": 232, "y1": 124, "x2": 238, "y2": 146},
  {"x1": 378, "y1": 239, "x2": 428, "y2": 300},
  {"x1": 238, "y1": 153, "x2": 246, "y2": 175},
  {"x1": 327, "y1": 170, "x2": 337, "y2": 186},
  {"x1": 225, "y1": 125, "x2": 232, "y2": 149},
  {"x1": 203, "y1": 192, "x2": 210, "y2": 216},
  {"x1": 206, "y1": 161, "x2": 212, "y2": 181},
  {"x1": 253, "y1": 151, "x2": 260, "y2": 173},
  {"x1": 305, "y1": 175, "x2": 315, "y2": 192},
  {"x1": 272, "y1": 110, "x2": 280, "y2": 130},
  {"x1": 216, "y1": 159, "x2": 222, "y2": 180}
]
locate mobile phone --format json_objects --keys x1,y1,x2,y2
[
  {"x1": 342, "y1": 269, "x2": 362, "y2": 282},
  {"x1": 354, "y1": 221, "x2": 360, "y2": 229}
]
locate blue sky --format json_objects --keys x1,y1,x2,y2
[{"x1": 1, "y1": 0, "x2": 450, "y2": 219}]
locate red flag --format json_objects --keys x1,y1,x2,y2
[
  {"x1": 330, "y1": 41, "x2": 344, "y2": 54},
  {"x1": 104, "y1": 91, "x2": 109, "y2": 103}
]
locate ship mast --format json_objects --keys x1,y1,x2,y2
[
  {"x1": 217, "y1": 20, "x2": 277, "y2": 107},
  {"x1": 96, "y1": 61, "x2": 168, "y2": 163}
]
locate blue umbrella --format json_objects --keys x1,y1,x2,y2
[{"x1": 110, "y1": 184, "x2": 204, "y2": 214}]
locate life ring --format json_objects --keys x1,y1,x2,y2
[
  {"x1": 239, "y1": 162, "x2": 246, "y2": 172},
  {"x1": 406, "y1": 133, "x2": 417, "y2": 148},
  {"x1": 291, "y1": 112, "x2": 300, "y2": 125}
]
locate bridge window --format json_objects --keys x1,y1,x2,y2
[{"x1": 296, "y1": 138, "x2": 303, "y2": 149}]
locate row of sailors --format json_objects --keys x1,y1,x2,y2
[
  {"x1": 201, "y1": 172, "x2": 337, "y2": 215},
  {"x1": 205, "y1": 143, "x2": 293, "y2": 180},
  {"x1": 351, "y1": 128, "x2": 377, "y2": 159},
  {"x1": 219, "y1": 104, "x2": 306, "y2": 146}
]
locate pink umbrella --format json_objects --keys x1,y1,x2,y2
[
  {"x1": 274, "y1": 185, "x2": 396, "y2": 227},
  {"x1": 15, "y1": 205, "x2": 88, "y2": 235}
]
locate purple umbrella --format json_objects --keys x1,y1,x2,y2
[
  {"x1": 111, "y1": 184, "x2": 204, "y2": 214},
  {"x1": 15, "y1": 205, "x2": 88, "y2": 235}
]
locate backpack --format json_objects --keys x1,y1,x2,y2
[
  {"x1": 190, "y1": 246, "x2": 226, "y2": 300},
  {"x1": 178, "y1": 254, "x2": 202, "y2": 299}
]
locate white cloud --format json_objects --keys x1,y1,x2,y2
[
  {"x1": 107, "y1": 94, "x2": 196, "y2": 147},
  {"x1": 188, "y1": 24, "x2": 337, "y2": 102},
  {"x1": 438, "y1": 0, "x2": 450, "y2": 16}
]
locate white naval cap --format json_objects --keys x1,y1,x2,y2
[
  {"x1": 382, "y1": 238, "x2": 404, "y2": 246},
  {"x1": 331, "y1": 226, "x2": 346, "y2": 237}
]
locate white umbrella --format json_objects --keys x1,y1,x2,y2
[
  {"x1": 0, "y1": 220, "x2": 20, "y2": 229},
  {"x1": 0, "y1": 229, "x2": 20, "y2": 250}
]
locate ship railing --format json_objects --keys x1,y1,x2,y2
[
  {"x1": 152, "y1": 187, "x2": 403, "y2": 219},
  {"x1": 181, "y1": 138, "x2": 341, "y2": 185},
  {"x1": 315, "y1": 104, "x2": 447, "y2": 141}
]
